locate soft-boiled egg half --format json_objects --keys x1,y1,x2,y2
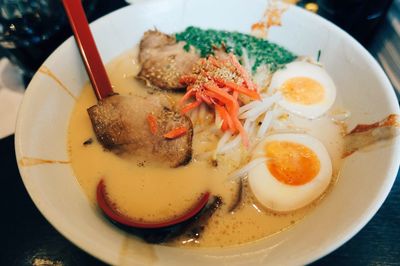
[
  {"x1": 269, "y1": 61, "x2": 336, "y2": 119},
  {"x1": 248, "y1": 133, "x2": 332, "y2": 212}
]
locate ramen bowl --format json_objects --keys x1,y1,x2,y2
[{"x1": 15, "y1": 0, "x2": 400, "y2": 265}]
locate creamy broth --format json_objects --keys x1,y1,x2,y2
[{"x1": 68, "y1": 48, "x2": 341, "y2": 247}]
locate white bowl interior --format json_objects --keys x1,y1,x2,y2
[{"x1": 15, "y1": 0, "x2": 400, "y2": 265}]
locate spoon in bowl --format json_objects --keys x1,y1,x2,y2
[{"x1": 61, "y1": 0, "x2": 210, "y2": 229}]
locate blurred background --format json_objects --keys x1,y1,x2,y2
[
  {"x1": 1, "y1": 0, "x2": 399, "y2": 96},
  {"x1": 1, "y1": 0, "x2": 399, "y2": 265},
  {"x1": 295, "y1": 0, "x2": 400, "y2": 96}
]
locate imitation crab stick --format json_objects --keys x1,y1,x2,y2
[
  {"x1": 181, "y1": 100, "x2": 202, "y2": 115},
  {"x1": 215, "y1": 104, "x2": 236, "y2": 133},
  {"x1": 179, "y1": 54, "x2": 260, "y2": 147},
  {"x1": 213, "y1": 77, "x2": 260, "y2": 100},
  {"x1": 229, "y1": 53, "x2": 257, "y2": 91}
]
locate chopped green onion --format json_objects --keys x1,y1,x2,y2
[{"x1": 175, "y1": 26, "x2": 296, "y2": 73}]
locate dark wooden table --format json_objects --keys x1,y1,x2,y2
[{"x1": 1, "y1": 1, "x2": 399, "y2": 265}]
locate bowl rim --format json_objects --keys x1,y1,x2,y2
[{"x1": 14, "y1": 0, "x2": 400, "y2": 265}]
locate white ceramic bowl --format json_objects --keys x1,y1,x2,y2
[{"x1": 15, "y1": 0, "x2": 400, "y2": 265}]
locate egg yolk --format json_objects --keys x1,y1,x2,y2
[
  {"x1": 281, "y1": 77, "x2": 324, "y2": 105},
  {"x1": 264, "y1": 141, "x2": 320, "y2": 185}
]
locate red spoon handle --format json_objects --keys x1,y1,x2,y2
[{"x1": 62, "y1": 0, "x2": 113, "y2": 100}]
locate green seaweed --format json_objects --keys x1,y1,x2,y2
[{"x1": 175, "y1": 26, "x2": 296, "y2": 73}]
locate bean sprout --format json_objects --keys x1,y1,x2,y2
[{"x1": 228, "y1": 157, "x2": 267, "y2": 181}]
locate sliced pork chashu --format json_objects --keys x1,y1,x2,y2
[
  {"x1": 87, "y1": 94, "x2": 193, "y2": 167},
  {"x1": 137, "y1": 30, "x2": 200, "y2": 90}
]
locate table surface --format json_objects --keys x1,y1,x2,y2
[{"x1": 1, "y1": 1, "x2": 400, "y2": 266}]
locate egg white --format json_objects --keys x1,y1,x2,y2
[
  {"x1": 269, "y1": 61, "x2": 336, "y2": 119},
  {"x1": 248, "y1": 133, "x2": 332, "y2": 212}
]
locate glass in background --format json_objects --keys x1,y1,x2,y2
[
  {"x1": 296, "y1": 0, "x2": 394, "y2": 46},
  {"x1": 316, "y1": 0, "x2": 394, "y2": 46}
]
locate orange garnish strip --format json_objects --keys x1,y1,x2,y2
[
  {"x1": 215, "y1": 104, "x2": 235, "y2": 133},
  {"x1": 213, "y1": 77, "x2": 260, "y2": 100},
  {"x1": 228, "y1": 53, "x2": 257, "y2": 91},
  {"x1": 179, "y1": 54, "x2": 260, "y2": 147},
  {"x1": 179, "y1": 86, "x2": 195, "y2": 106},
  {"x1": 163, "y1": 127, "x2": 188, "y2": 139},
  {"x1": 147, "y1": 114, "x2": 158, "y2": 135},
  {"x1": 181, "y1": 100, "x2": 201, "y2": 115}
]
